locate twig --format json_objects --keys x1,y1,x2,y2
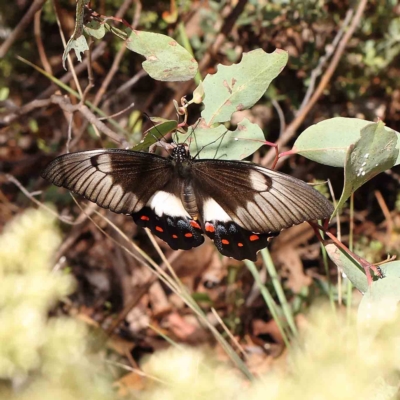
[
  {"x1": 37, "y1": 0, "x2": 133, "y2": 101},
  {"x1": 211, "y1": 308, "x2": 247, "y2": 359},
  {"x1": 5, "y1": 174, "x2": 78, "y2": 225},
  {"x1": 52, "y1": 0, "x2": 83, "y2": 98},
  {"x1": 271, "y1": 99, "x2": 286, "y2": 137},
  {"x1": 0, "y1": 0, "x2": 47, "y2": 57},
  {"x1": 73, "y1": 0, "x2": 139, "y2": 144},
  {"x1": 92, "y1": 0, "x2": 140, "y2": 108},
  {"x1": 98, "y1": 102, "x2": 136, "y2": 121},
  {"x1": 261, "y1": 0, "x2": 368, "y2": 167},
  {"x1": 0, "y1": 99, "x2": 52, "y2": 125},
  {"x1": 50, "y1": 94, "x2": 129, "y2": 147},
  {"x1": 103, "y1": 70, "x2": 147, "y2": 103},
  {"x1": 374, "y1": 190, "x2": 393, "y2": 242},
  {"x1": 298, "y1": 9, "x2": 354, "y2": 112},
  {"x1": 34, "y1": 8, "x2": 53, "y2": 75}
]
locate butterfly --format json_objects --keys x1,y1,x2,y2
[{"x1": 41, "y1": 144, "x2": 333, "y2": 261}]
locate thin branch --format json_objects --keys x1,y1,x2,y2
[
  {"x1": 5, "y1": 174, "x2": 78, "y2": 225},
  {"x1": 50, "y1": 94, "x2": 130, "y2": 147},
  {"x1": 34, "y1": 8, "x2": 53, "y2": 75},
  {"x1": 271, "y1": 99, "x2": 286, "y2": 137},
  {"x1": 298, "y1": 9, "x2": 354, "y2": 112},
  {"x1": 262, "y1": 0, "x2": 368, "y2": 167},
  {"x1": 0, "y1": 0, "x2": 47, "y2": 57}
]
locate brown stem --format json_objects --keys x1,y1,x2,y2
[
  {"x1": 0, "y1": 0, "x2": 47, "y2": 57},
  {"x1": 261, "y1": 0, "x2": 369, "y2": 167}
]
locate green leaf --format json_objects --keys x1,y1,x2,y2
[
  {"x1": 62, "y1": 0, "x2": 90, "y2": 70},
  {"x1": 176, "y1": 118, "x2": 266, "y2": 160},
  {"x1": 325, "y1": 243, "x2": 368, "y2": 294},
  {"x1": 63, "y1": 35, "x2": 89, "y2": 70},
  {"x1": 132, "y1": 118, "x2": 178, "y2": 151},
  {"x1": 84, "y1": 20, "x2": 106, "y2": 39},
  {"x1": 201, "y1": 49, "x2": 288, "y2": 125},
  {"x1": 126, "y1": 31, "x2": 198, "y2": 82},
  {"x1": 294, "y1": 117, "x2": 400, "y2": 167},
  {"x1": 334, "y1": 121, "x2": 398, "y2": 215},
  {"x1": 358, "y1": 261, "x2": 400, "y2": 344}
]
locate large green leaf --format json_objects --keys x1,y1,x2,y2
[
  {"x1": 176, "y1": 118, "x2": 266, "y2": 160},
  {"x1": 201, "y1": 49, "x2": 288, "y2": 125},
  {"x1": 334, "y1": 121, "x2": 398, "y2": 215},
  {"x1": 294, "y1": 117, "x2": 400, "y2": 167},
  {"x1": 126, "y1": 31, "x2": 198, "y2": 82},
  {"x1": 325, "y1": 243, "x2": 368, "y2": 294},
  {"x1": 358, "y1": 261, "x2": 400, "y2": 348}
]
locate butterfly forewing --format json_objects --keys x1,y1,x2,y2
[
  {"x1": 41, "y1": 149, "x2": 172, "y2": 215},
  {"x1": 42, "y1": 149, "x2": 205, "y2": 252},
  {"x1": 190, "y1": 159, "x2": 333, "y2": 233}
]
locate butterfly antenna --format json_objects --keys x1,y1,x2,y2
[{"x1": 192, "y1": 128, "x2": 228, "y2": 160}]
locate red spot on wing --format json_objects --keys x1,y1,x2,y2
[
  {"x1": 205, "y1": 223, "x2": 215, "y2": 233},
  {"x1": 185, "y1": 233, "x2": 193, "y2": 238},
  {"x1": 140, "y1": 215, "x2": 150, "y2": 221},
  {"x1": 156, "y1": 226, "x2": 164, "y2": 232},
  {"x1": 221, "y1": 239, "x2": 229, "y2": 245},
  {"x1": 238, "y1": 243, "x2": 244, "y2": 247},
  {"x1": 172, "y1": 234, "x2": 178, "y2": 239},
  {"x1": 249, "y1": 234, "x2": 259, "y2": 241},
  {"x1": 190, "y1": 220, "x2": 201, "y2": 229}
]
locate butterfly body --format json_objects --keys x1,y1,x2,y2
[{"x1": 42, "y1": 144, "x2": 333, "y2": 261}]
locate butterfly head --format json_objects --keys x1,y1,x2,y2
[{"x1": 171, "y1": 143, "x2": 191, "y2": 163}]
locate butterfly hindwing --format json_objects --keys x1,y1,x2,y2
[
  {"x1": 132, "y1": 206, "x2": 204, "y2": 250},
  {"x1": 204, "y1": 219, "x2": 278, "y2": 261},
  {"x1": 41, "y1": 149, "x2": 172, "y2": 215},
  {"x1": 132, "y1": 185, "x2": 204, "y2": 250}
]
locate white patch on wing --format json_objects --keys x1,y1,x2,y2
[
  {"x1": 249, "y1": 169, "x2": 270, "y2": 191},
  {"x1": 149, "y1": 191, "x2": 190, "y2": 218},
  {"x1": 203, "y1": 199, "x2": 231, "y2": 222},
  {"x1": 96, "y1": 154, "x2": 114, "y2": 173}
]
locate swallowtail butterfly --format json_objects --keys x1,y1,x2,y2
[{"x1": 41, "y1": 144, "x2": 333, "y2": 261}]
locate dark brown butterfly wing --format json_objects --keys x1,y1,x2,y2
[
  {"x1": 42, "y1": 149, "x2": 205, "y2": 250},
  {"x1": 192, "y1": 159, "x2": 333, "y2": 232},
  {"x1": 41, "y1": 149, "x2": 172, "y2": 214},
  {"x1": 190, "y1": 159, "x2": 333, "y2": 260}
]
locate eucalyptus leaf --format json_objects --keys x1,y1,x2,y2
[
  {"x1": 126, "y1": 31, "x2": 198, "y2": 82},
  {"x1": 176, "y1": 118, "x2": 266, "y2": 160},
  {"x1": 201, "y1": 49, "x2": 288, "y2": 125},
  {"x1": 62, "y1": 0, "x2": 89, "y2": 69},
  {"x1": 325, "y1": 243, "x2": 368, "y2": 293},
  {"x1": 358, "y1": 261, "x2": 400, "y2": 347},
  {"x1": 294, "y1": 117, "x2": 400, "y2": 167},
  {"x1": 84, "y1": 20, "x2": 106, "y2": 39},
  {"x1": 334, "y1": 121, "x2": 398, "y2": 215},
  {"x1": 62, "y1": 35, "x2": 89, "y2": 70},
  {"x1": 132, "y1": 118, "x2": 177, "y2": 151}
]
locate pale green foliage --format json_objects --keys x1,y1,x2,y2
[
  {"x1": 137, "y1": 306, "x2": 400, "y2": 400},
  {"x1": 0, "y1": 209, "x2": 115, "y2": 400},
  {"x1": 137, "y1": 347, "x2": 243, "y2": 400}
]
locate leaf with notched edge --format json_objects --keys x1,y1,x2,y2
[
  {"x1": 201, "y1": 49, "x2": 288, "y2": 126},
  {"x1": 176, "y1": 118, "x2": 266, "y2": 160},
  {"x1": 126, "y1": 31, "x2": 198, "y2": 82}
]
